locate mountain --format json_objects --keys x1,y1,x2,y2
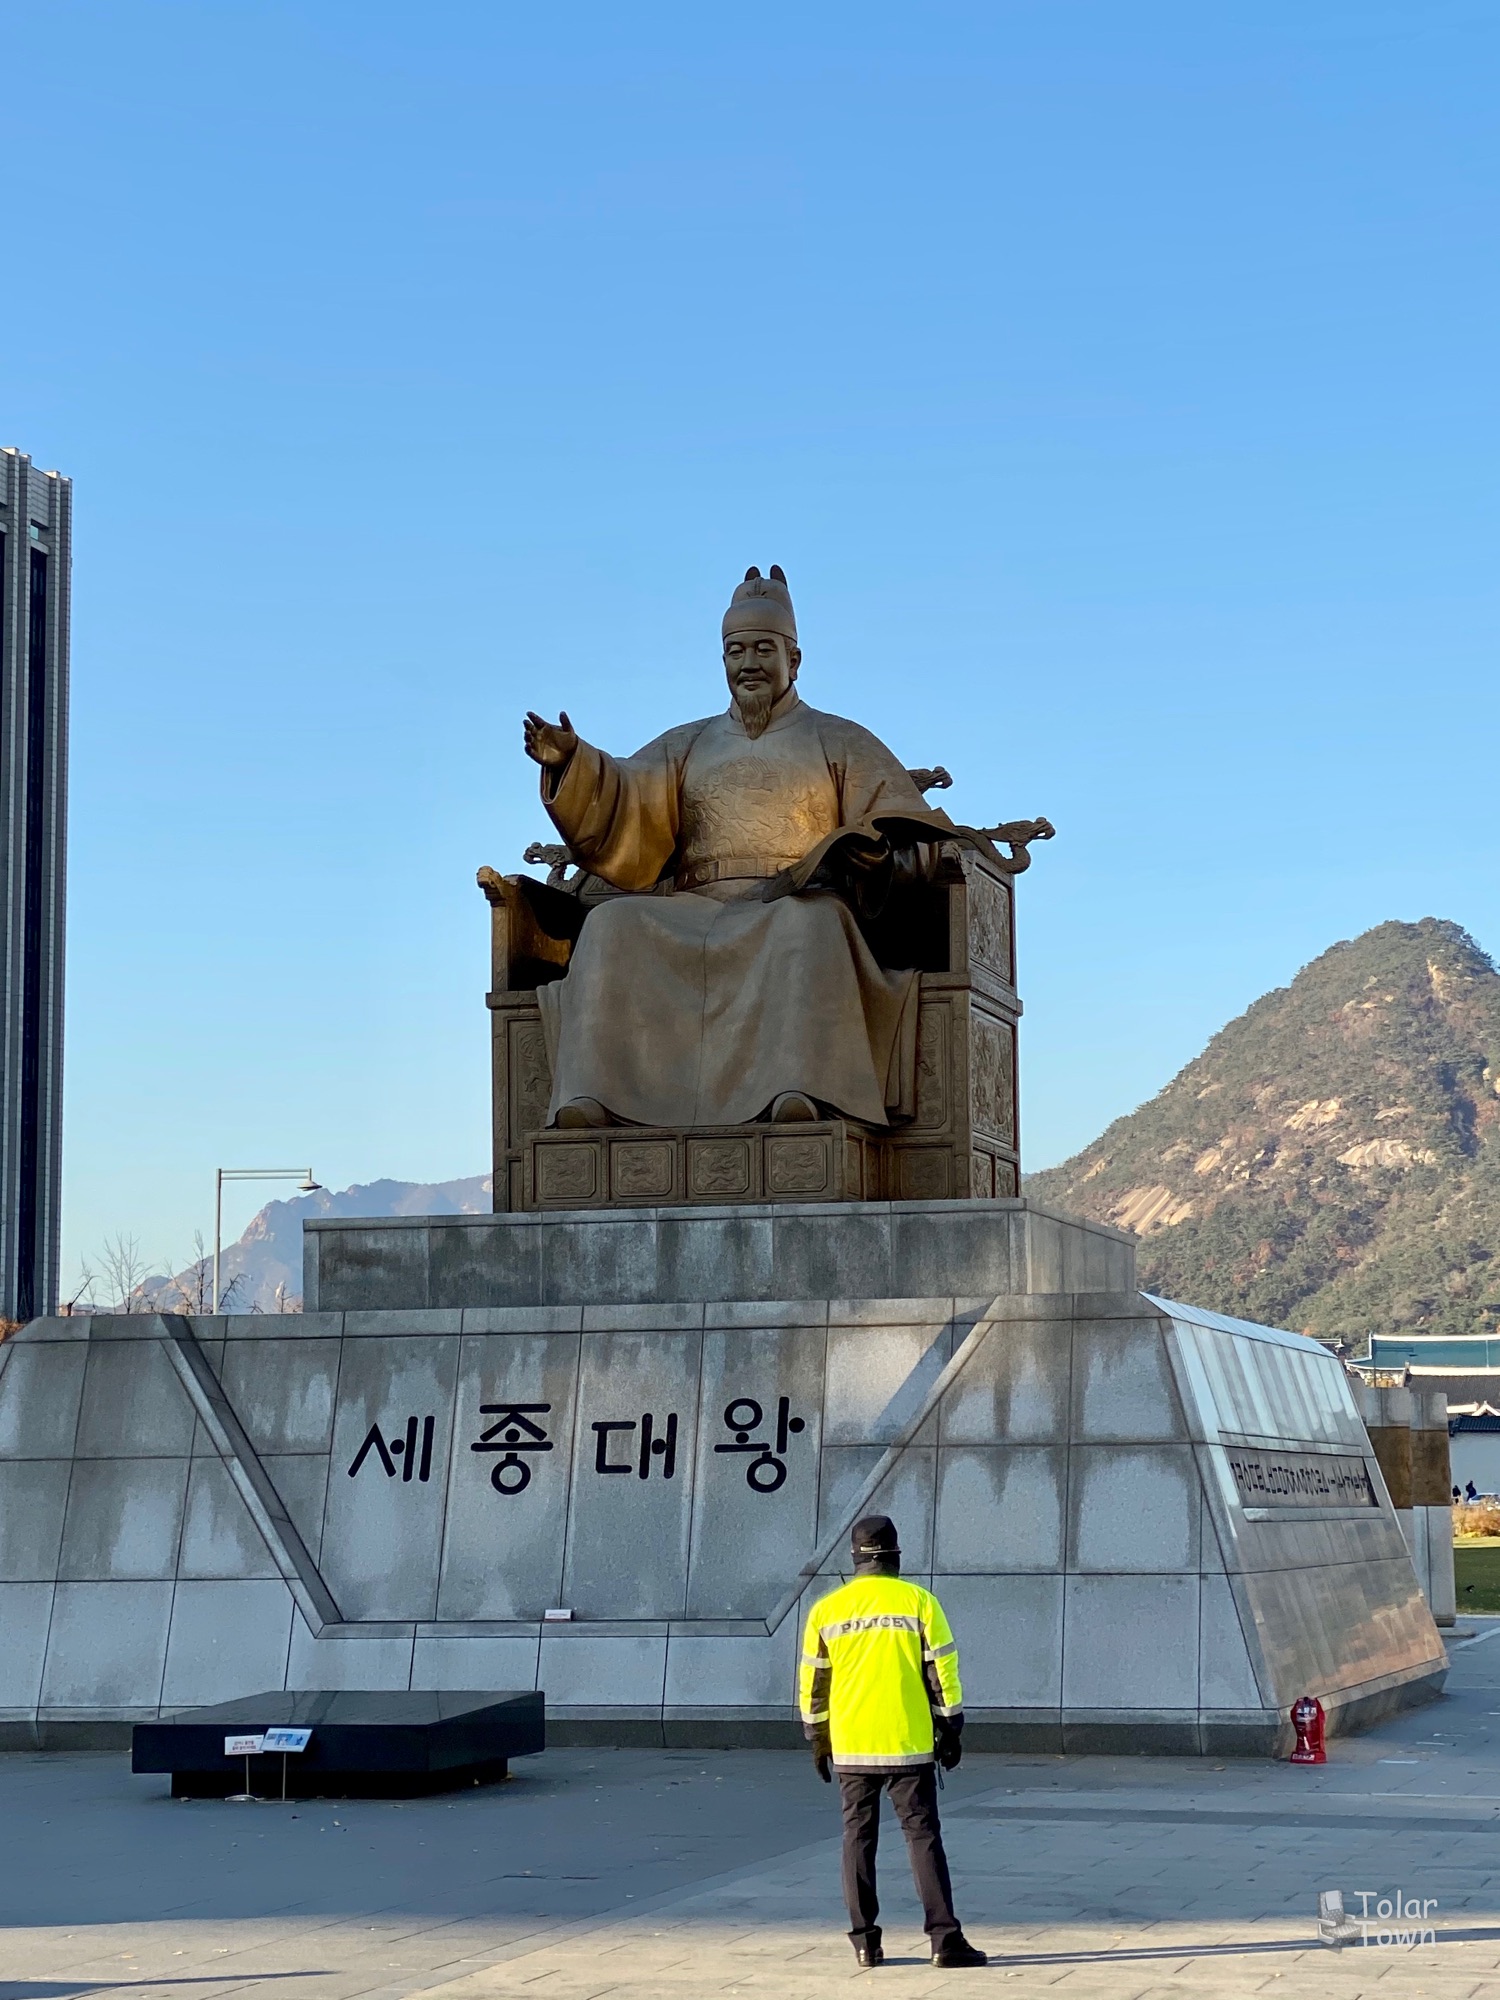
[
  {"x1": 149, "y1": 1174, "x2": 490, "y2": 1315},
  {"x1": 1025, "y1": 919, "x2": 1500, "y2": 1342}
]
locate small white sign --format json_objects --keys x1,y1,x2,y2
[
  {"x1": 262, "y1": 1727, "x2": 312, "y2": 1753},
  {"x1": 543, "y1": 1607, "x2": 573, "y2": 1622},
  {"x1": 225, "y1": 1733, "x2": 265, "y2": 1757}
]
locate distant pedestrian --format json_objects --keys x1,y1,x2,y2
[
  {"x1": 1454, "y1": 1485, "x2": 1462, "y2": 1502},
  {"x1": 1467, "y1": 1480, "x2": 1480, "y2": 1501},
  {"x1": 799, "y1": 1514, "x2": 987, "y2": 1968}
]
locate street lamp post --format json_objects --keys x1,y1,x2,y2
[{"x1": 213, "y1": 1167, "x2": 322, "y2": 1315}]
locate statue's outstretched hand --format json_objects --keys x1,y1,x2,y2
[{"x1": 523, "y1": 711, "x2": 578, "y2": 769}]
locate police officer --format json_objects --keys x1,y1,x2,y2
[{"x1": 799, "y1": 1514, "x2": 987, "y2": 1968}]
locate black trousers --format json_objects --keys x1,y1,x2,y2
[{"x1": 838, "y1": 1766, "x2": 959, "y2": 1945}]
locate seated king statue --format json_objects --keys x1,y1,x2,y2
[{"x1": 522, "y1": 565, "x2": 956, "y2": 1135}]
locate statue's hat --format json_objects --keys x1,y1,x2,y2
[{"x1": 723, "y1": 564, "x2": 797, "y2": 643}]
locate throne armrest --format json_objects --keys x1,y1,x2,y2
[{"x1": 477, "y1": 867, "x2": 589, "y2": 992}]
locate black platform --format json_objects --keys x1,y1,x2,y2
[{"x1": 132, "y1": 1690, "x2": 545, "y2": 1798}]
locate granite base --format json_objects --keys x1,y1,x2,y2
[
  {"x1": 303, "y1": 1196, "x2": 1137, "y2": 1312},
  {"x1": 0, "y1": 1201, "x2": 1447, "y2": 1759}
]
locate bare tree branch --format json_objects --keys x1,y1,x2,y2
[
  {"x1": 96, "y1": 1234, "x2": 152, "y2": 1313},
  {"x1": 163, "y1": 1231, "x2": 214, "y2": 1317}
]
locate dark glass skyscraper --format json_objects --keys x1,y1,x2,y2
[{"x1": 1, "y1": 448, "x2": 70, "y2": 1322}]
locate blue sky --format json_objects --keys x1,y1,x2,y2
[{"x1": 6, "y1": 0, "x2": 1498, "y2": 1283}]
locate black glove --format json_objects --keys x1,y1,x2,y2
[
  {"x1": 935, "y1": 1720, "x2": 962, "y2": 1771},
  {"x1": 810, "y1": 1726, "x2": 834, "y2": 1783}
]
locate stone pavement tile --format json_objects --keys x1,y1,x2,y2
[
  {"x1": 20, "y1": 1671, "x2": 1500, "y2": 2000},
  {"x1": 0, "y1": 1918, "x2": 563, "y2": 2000},
  {"x1": 1019, "y1": 1980, "x2": 1174, "y2": 1997}
]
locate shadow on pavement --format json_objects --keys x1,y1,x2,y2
[{"x1": 0, "y1": 1983, "x2": 325, "y2": 1999}]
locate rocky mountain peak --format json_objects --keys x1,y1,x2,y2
[{"x1": 1026, "y1": 919, "x2": 1500, "y2": 1340}]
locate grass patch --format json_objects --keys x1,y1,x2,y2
[{"x1": 1455, "y1": 1543, "x2": 1500, "y2": 1612}]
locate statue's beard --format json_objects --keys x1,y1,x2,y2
[{"x1": 734, "y1": 684, "x2": 777, "y2": 739}]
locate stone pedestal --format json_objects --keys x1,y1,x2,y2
[
  {"x1": 0, "y1": 1200, "x2": 1445, "y2": 1754},
  {"x1": 527, "y1": 1121, "x2": 877, "y2": 1210},
  {"x1": 301, "y1": 1197, "x2": 1135, "y2": 1313},
  {"x1": 1351, "y1": 1380, "x2": 1457, "y2": 1628}
]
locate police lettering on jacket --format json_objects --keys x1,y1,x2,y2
[{"x1": 799, "y1": 1574, "x2": 964, "y2": 1771}]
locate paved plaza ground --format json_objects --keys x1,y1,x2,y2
[{"x1": 6, "y1": 1625, "x2": 1500, "y2": 2000}]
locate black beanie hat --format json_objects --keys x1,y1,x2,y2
[{"x1": 851, "y1": 1514, "x2": 900, "y2": 1559}]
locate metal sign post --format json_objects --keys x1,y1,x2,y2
[
  {"x1": 224, "y1": 1732, "x2": 265, "y2": 1801},
  {"x1": 261, "y1": 1726, "x2": 313, "y2": 1802}
]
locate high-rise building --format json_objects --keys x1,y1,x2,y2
[{"x1": 1, "y1": 449, "x2": 70, "y2": 1322}]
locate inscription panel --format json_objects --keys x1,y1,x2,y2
[
  {"x1": 438, "y1": 1332, "x2": 580, "y2": 1618},
  {"x1": 766, "y1": 1135, "x2": 830, "y2": 1196},
  {"x1": 913, "y1": 1004, "x2": 949, "y2": 1131},
  {"x1": 896, "y1": 1148, "x2": 951, "y2": 1201},
  {"x1": 527, "y1": 1122, "x2": 867, "y2": 1209},
  {"x1": 967, "y1": 867, "x2": 1013, "y2": 982},
  {"x1": 687, "y1": 1323, "x2": 826, "y2": 1617},
  {"x1": 1225, "y1": 1447, "x2": 1378, "y2": 1512},
  {"x1": 688, "y1": 1138, "x2": 752, "y2": 1198},
  {"x1": 321, "y1": 1335, "x2": 460, "y2": 1621},
  {"x1": 612, "y1": 1141, "x2": 675, "y2": 1200},
  {"x1": 537, "y1": 1143, "x2": 598, "y2": 1204},
  {"x1": 507, "y1": 1015, "x2": 552, "y2": 1150},
  {"x1": 562, "y1": 1330, "x2": 702, "y2": 1617},
  {"x1": 969, "y1": 1012, "x2": 1016, "y2": 1144}
]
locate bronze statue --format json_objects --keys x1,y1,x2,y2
[{"x1": 518, "y1": 566, "x2": 1051, "y2": 1137}]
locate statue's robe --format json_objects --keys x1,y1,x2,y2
[{"x1": 537, "y1": 692, "x2": 931, "y2": 1129}]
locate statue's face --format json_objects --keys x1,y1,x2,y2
[{"x1": 723, "y1": 630, "x2": 799, "y2": 708}]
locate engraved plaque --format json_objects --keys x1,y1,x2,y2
[
  {"x1": 968, "y1": 867, "x2": 1012, "y2": 980},
  {"x1": 970, "y1": 1150, "x2": 995, "y2": 1198},
  {"x1": 897, "y1": 1148, "x2": 950, "y2": 1200},
  {"x1": 970, "y1": 1012, "x2": 1015, "y2": 1143},
  {"x1": 1226, "y1": 1448, "x2": 1377, "y2": 1511},
  {"x1": 612, "y1": 1140, "x2": 674, "y2": 1200},
  {"x1": 508, "y1": 1015, "x2": 553, "y2": 1148},
  {"x1": 913, "y1": 1005, "x2": 948, "y2": 1130},
  {"x1": 537, "y1": 1142, "x2": 598, "y2": 1203},
  {"x1": 766, "y1": 1135, "x2": 830, "y2": 1196},
  {"x1": 994, "y1": 1158, "x2": 1018, "y2": 1196},
  {"x1": 688, "y1": 1138, "x2": 752, "y2": 1197}
]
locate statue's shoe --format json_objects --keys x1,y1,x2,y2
[
  {"x1": 554, "y1": 1097, "x2": 614, "y2": 1128},
  {"x1": 768, "y1": 1091, "x2": 819, "y2": 1122}
]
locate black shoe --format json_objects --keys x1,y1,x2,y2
[
  {"x1": 931, "y1": 1933, "x2": 987, "y2": 1967},
  {"x1": 853, "y1": 1931, "x2": 885, "y2": 1967}
]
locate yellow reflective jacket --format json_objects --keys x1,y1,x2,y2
[{"x1": 799, "y1": 1572, "x2": 963, "y2": 1770}]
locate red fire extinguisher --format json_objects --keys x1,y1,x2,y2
[{"x1": 1290, "y1": 1694, "x2": 1326, "y2": 1763}]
